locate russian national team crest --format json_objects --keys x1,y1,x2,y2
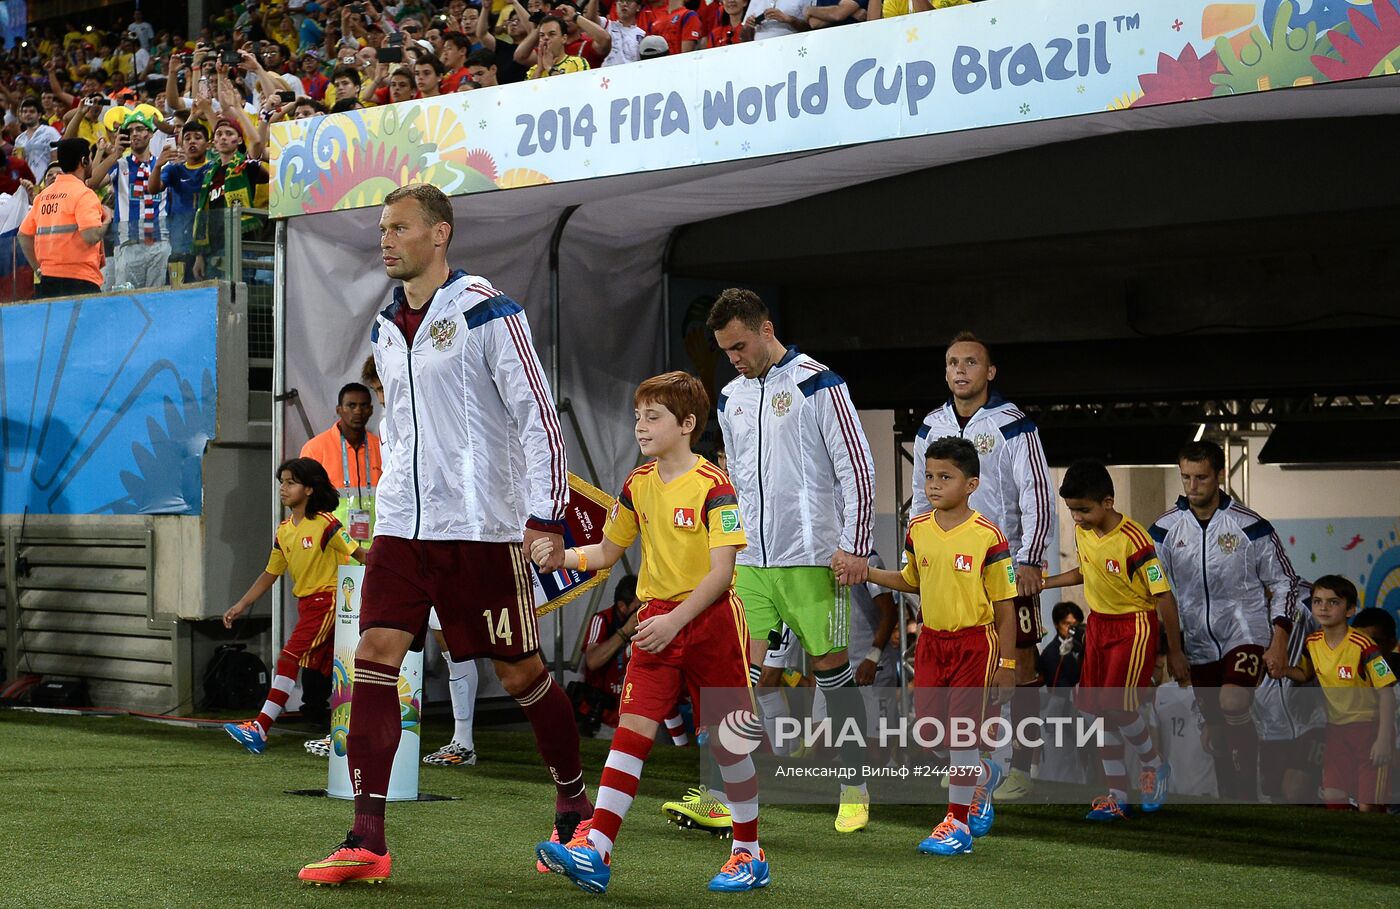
[
  {"x1": 972, "y1": 432, "x2": 997, "y2": 454},
  {"x1": 1217, "y1": 533, "x2": 1241, "y2": 555},
  {"x1": 771, "y1": 391, "x2": 793, "y2": 417},
  {"x1": 428, "y1": 317, "x2": 458, "y2": 351}
]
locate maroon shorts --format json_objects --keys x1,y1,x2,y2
[
  {"x1": 1190, "y1": 644, "x2": 1267, "y2": 690},
  {"x1": 1078, "y1": 610, "x2": 1158, "y2": 714},
  {"x1": 285, "y1": 590, "x2": 335, "y2": 676},
  {"x1": 1323, "y1": 721, "x2": 1390, "y2": 805},
  {"x1": 1013, "y1": 594, "x2": 1045, "y2": 650},
  {"x1": 360, "y1": 535, "x2": 539, "y2": 663},
  {"x1": 1188, "y1": 645, "x2": 1267, "y2": 723},
  {"x1": 620, "y1": 592, "x2": 751, "y2": 725},
  {"x1": 913, "y1": 624, "x2": 998, "y2": 740}
]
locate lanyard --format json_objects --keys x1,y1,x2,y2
[{"x1": 340, "y1": 435, "x2": 373, "y2": 510}]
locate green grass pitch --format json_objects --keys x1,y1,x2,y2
[{"x1": 1, "y1": 711, "x2": 1397, "y2": 908}]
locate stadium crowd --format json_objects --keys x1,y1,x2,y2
[{"x1": 0, "y1": 0, "x2": 971, "y2": 296}]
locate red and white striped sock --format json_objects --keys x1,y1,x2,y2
[
  {"x1": 947, "y1": 748, "x2": 981, "y2": 824},
  {"x1": 1118, "y1": 713, "x2": 1161, "y2": 769},
  {"x1": 1097, "y1": 729, "x2": 1128, "y2": 802},
  {"x1": 663, "y1": 710, "x2": 688, "y2": 745},
  {"x1": 254, "y1": 654, "x2": 301, "y2": 733},
  {"x1": 717, "y1": 752, "x2": 760, "y2": 856},
  {"x1": 587, "y1": 726, "x2": 654, "y2": 862}
]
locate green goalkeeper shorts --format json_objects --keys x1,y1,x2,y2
[{"x1": 735, "y1": 565, "x2": 850, "y2": 658}]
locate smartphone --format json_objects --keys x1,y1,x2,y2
[
  {"x1": 387, "y1": 32, "x2": 404, "y2": 46},
  {"x1": 351, "y1": 2, "x2": 366, "y2": 12},
  {"x1": 341, "y1": 54, "x2": 356, "y2": 65},
  {"x1": 277, "y1": 89, "x2": 296, "y2": 102},
  {"x1": 376, "y1": 46, "x2": 404, "y2": 63},
  {"x1": 221, "y1": 48, "x2": 241, "y2": 65}
]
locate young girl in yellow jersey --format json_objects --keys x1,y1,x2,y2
[{"x1": 222, "y1": 458, "x2": 365, "y2": 754}]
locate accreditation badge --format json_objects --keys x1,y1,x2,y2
[{"x1": 348, "y1": 509, "x2": 371, "y2": 541}]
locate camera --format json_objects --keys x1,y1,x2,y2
[
  {"x1": 751, "y1": 11, "x2": 765, "y2": 22},
  {"x1": 351, "y1": 2, "x2": 366, "y2": 12},
  {"x1": 1067, "y1": 621, "x2": 1086, "y2": 655},
  {"x1": 376, "y1": 46, "x2": 404, "y2": 63},
  {"x1": 221, "y1": 48, "x2": 241, "y2": 65},
  {"x1": 181, "y1": 53, "x2": 194, "y2": 64},
  {"x1": 277, "y1": 89, "x2": 296, "y2": 102}
]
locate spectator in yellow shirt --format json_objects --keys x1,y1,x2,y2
[{"x1": 527, "y1": 16, "x2": 590, "y2": 79}]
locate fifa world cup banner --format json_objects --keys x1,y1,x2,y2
[
  {"x1": 269, "y1": 0, "x2": 1398, "y2": 218},
  {"x1": 330, "y1": 565, "x2": 424, "y2": 801}
]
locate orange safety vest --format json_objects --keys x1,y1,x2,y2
[
  {"x1": 301, "y1": 424, "x2": 383, "y2": 489},
  {"x1": 19, "y1": 173, "x2": 105, "y2": 286}
]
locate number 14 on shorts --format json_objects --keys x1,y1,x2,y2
[{"x1": 483, "y1": 609, "x2": 514, "y2": 646}]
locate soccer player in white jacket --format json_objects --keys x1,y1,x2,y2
[
  {"x1": 910, "y1": 332, "x2": 1055, "y2": 799},
  {"x1": 705, "y1": 288, "x2": 877, "y2": 834},
  {"x1": 299, "y1": 184, "x2": 589, "y2": 886},
  {"x1": 1148, "y1": 440, "x2": 1303, "y2": 800}
]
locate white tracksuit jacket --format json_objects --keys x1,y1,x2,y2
[
  {"x1": 911, "y1": 393, "x2": 1054, "y2": 569},
  {"x1": 1148, "y1": 494, "x2": 1303, "y2": 664},
  {"x1": 1252, "y1": 599, "x2": 1326, "y2": 741},
  {"x1": 370, "y1": 270, "x2": 569, "y2": 542},
  {"x1": 717, "y1": 348, "x2": 875, "y2": 568}
]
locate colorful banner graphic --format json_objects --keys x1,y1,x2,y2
[
  {"x1": 270, "y1": 0, "x2": 1400, "y2": 218},
  {"x1": 1277, "y1": 517, "x2": 1400, "y2": 623},
  {"x1": 0, "y1": 286, "x2": 218, "y2": 515},
  {"x1": 331, "y1": 565, "x2": 423, "y2": 801}
]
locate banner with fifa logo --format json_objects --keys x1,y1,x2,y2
[{"x1": 269, "y1": 0, "x2": 1398, "y2": 219}]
